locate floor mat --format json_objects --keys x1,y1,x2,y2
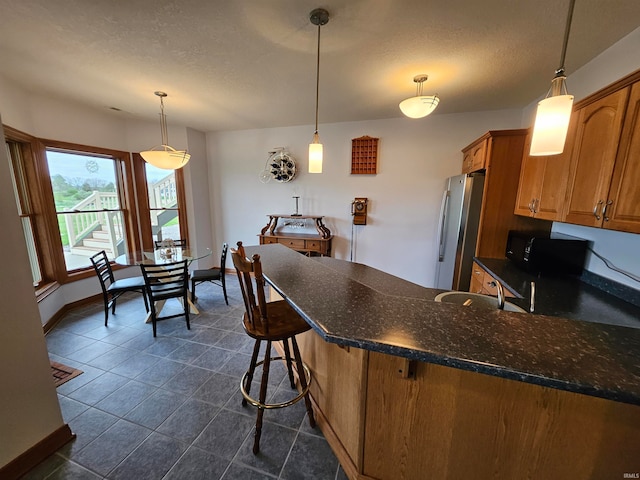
[{"x1": 51, "y1": 361, "x2": 83, "y2": 387}]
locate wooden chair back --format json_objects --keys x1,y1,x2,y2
[{"x1": 231, "y1": 241, "x2": 269, "y2": 333}]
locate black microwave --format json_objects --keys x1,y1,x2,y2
[{"x1": 506, "y1": 230, "x2": 588, "y2": 275}]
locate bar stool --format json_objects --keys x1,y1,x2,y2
[{"x1": 231, "y1": 241, "x2": 315, "y2": 454}]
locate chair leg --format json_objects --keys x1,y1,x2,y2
[
  {"x1": 184, "y1": 295, "x2": 190, "y2": 331},
  {"x1": 243, "y1": 340, "x2": 261, "y2": 407},
  {"x1": 222, "y1": 276, "x2": 229, "y2": 305},
  {"x1": 141, "y1": 290, "x2": 149, "y2": 312},
  {"x1": 191, "y1": 279, "x2": 196, "y2": 303},
  {"x1": 102, "y1": 293, "x2": 109, "y2": 326},
  {"x1": 254, "y1": 340, "x2": 271, "y2": 454},
  {"x1": 292, "y1": 337, "x2": 315, "y2": 428},
  {"x1": 282, "y1": 339, "x2": 296, "y2": 389}
]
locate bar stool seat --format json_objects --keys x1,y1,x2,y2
[{"x1": 231, "y1": 241, "x2": 315, "y2": 454}]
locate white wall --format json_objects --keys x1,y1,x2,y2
[
  {"x1": 0, "y1": 119, "x2": 65, "y2": 469},
  {"x1": 208, "y1": 110, "x2": 522, "y2": 286},
  {"x1": 521, "y1": 27, "x2": 640, "y2": 289}
]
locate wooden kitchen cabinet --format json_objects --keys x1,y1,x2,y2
[
  {"x1": 563, "y1": 86, "x2": 630, "y2": 228},
  {"x1": 462, "y1": 130, "x2": 549, "y2": 260},
  {"x1": 514, "y1": 126, "x2": 574, "y2": 221},
  {"x1": 470, "y1": 261, "x2": 514, "y2": 298},
  {"x1": 461, "y1": 137, "x2": 487, "y2": 173},
  {"x1": 563, "y1": 73, "x2": 640, "y2": 234},
  {"x1": 603, "y1": 80, "x2": 640, "y2": 233}
]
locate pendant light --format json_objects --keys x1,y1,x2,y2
[
  {"x1": 308, "y1": 8, "x2": 329, "y2": 174},
  {"x1": 399, "y1": 75, "x2": 440, "y2": 119},
  {"x1": 140, "y1": 91, "x2": 191, "y2": 170},
  {"x1": 530, "y1": 0, "x2": 576, "y2": 156}
]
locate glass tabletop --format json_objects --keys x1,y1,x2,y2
[{"x1": 115, "y1": 247, "x2": 211, "y2": 266}]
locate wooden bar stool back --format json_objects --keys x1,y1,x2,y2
[{"x1": 231, "y1": 241, "x2": 315, "y2": 454}]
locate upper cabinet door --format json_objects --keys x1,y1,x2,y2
[
  {"x1": 514, "y1": 133, "x2": 544, "y2": 217},
  {"x1": 514, "y1": 125, "x2": 573, "y2": 221},
  {"x1": 461, "y1": 139, "x2": 487, "y2": 174},
  {"x1": 563, "y1": 87, "x2": 629, "y2": 227},
  {"x1": 605, "y1": 82, "x2": 640, "y2": 233}
]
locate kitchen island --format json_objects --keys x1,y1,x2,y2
[{"x1": 244, "y1": 244, "x2": 640, "y2": 480}]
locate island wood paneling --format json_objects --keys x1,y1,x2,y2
[
  {"x1": 296, "y1": 330, "x2": 369, "y2": 474},
  {"x1": 362, "y1": 351, "x2": 640, "y2": 480}
]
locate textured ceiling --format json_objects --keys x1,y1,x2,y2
[{"x1": 0, "y1": 0, "x2": 639, "y2": 132}]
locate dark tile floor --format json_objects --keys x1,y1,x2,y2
[{"x1": 27, "y1": 276, "x2": 347, "y2": 479}]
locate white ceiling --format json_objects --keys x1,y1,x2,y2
[{"x1": 0, "y1": 0, "x2": 639, "y2": 132}]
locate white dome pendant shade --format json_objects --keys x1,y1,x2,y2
[
  {"x1": 399, "y1": 75, "x2": 440, "y2": 119},
  {"x1": 140, "y1": 91, "x2": 190, "y2": 170}
]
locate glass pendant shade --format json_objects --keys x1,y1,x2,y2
[
  {"x1": 141, "y1": 91, "x2": 190, "y2": 170},
  {"x1": 530, "y1": 94, "x2": 574, "y2": 156},
  {"x1": 309, "y1": 133, "x2": 323, "y2": 174},
  {"x1": 399, "y1": 95, "x2": 440, "y2": 119},
  {"x1": 530, "y1": 0, "x2": 576, "y2": 156},
  {"x1": 141, "y1": 147, "x2": 191, "y2": 170},
  {"x1": 308, "y1": 8, "x2": 329, "y2": 174}
]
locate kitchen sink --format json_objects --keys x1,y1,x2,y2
[{"x1": 434, "y1": 291, "x2": 526, "y2": 313}]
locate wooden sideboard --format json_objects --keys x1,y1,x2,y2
[{"x1": 259, "y1": 214, "x2": 332, "y2": 256}]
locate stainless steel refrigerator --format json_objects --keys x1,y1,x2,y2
[{"x1": 435, "y1": 172, "x2": 485, "y2": 291}]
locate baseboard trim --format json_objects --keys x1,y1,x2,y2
[
  {"x1": 43, "y1": 293, "x2": 102, "y2": 334},
  {"x1": 0, "y1": 424, "x2": 75, "y2": 480}
]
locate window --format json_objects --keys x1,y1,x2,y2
[
  {"x1": 133, "y1": 153, "x2": 189, "y2": 251},
  {"x1": 45, "y1": 148, "x2": 128, "y2": 271},
  {"x1": 145, "y1": 163, "x2": 183, "y2": 244},
  {"x1": 3, "y1": 126, "x2": 189, "y2": 291},
  {"x1": 6, "y1": 140, "x2": 43, "y2": 286}
]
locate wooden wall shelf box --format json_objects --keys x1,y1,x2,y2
[{"x1": 351, "y1": 136, "x2": 378, "y2": 174}]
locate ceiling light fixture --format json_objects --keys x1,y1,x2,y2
[
  {"x1": 140, "y1": 91, "x2": 190, "y2": 170},
  {"x1": 529, "y1": 0, "x2": 576, "y2": 156},
  {"x1": 308, "y1": 8, "x2": 329, "y2": 174},
  {"x1": 399, "y1": 75, "x2": 440, "y2": 119}
]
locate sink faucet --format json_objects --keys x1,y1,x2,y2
[{"x1": 495, "y1": 281, "x2": 505, "y2": 310}]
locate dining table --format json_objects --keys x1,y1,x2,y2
[{"x1": 115, "y1": 246, "x2": 212, "y2": 320}]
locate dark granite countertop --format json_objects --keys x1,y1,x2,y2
[
  {"x1": 474, "y1": 257, "x2": 640, "y2": 329},
  {"x1": 244, "y1": 244, "x2": 640, "y2": 406}
]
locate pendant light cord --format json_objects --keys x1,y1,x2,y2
[
  {"x1": 158, "y1": 95, "x2": 169, "y2": 146},
  {"x1": 557, "y1": 0, "x2": 576, "y2": 74},
  {"x1": 314, "y1": 23, "x2": 321, "y2": 134}
]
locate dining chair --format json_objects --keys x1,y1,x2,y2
[
  {"x1": 190, "y1": 243, "x2": 228, "y2": 305},
  {"x1": 154, "y1": 238, "x2": 187, "y2": 249},
  {"x1": 231, "y1": 241, "x2": 315, "y2": 454},
  {"x1": 140, "y1": 259, "x2": 190, "y2": 337},
  {"x1": 90, "y1": 250, "x2": 149, "y2": 326}
]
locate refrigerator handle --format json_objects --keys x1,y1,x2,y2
[{"x1": 437, "y1": 190, "x2": 450, "y2": 262}]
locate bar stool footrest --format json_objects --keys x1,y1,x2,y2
[{"x1": 240, "y1": 356, "x2": 312, "y2": 410}]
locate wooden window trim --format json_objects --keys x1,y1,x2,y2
[
  {"x1": 4, "y1": 126, "x2": 57, "y2": 292},
  {"x1": 3, "y1": 126, "x2": 190, "y2": 290},
  {"x1": 132, "y1": 153, "x2": 189, "y2": 251},
  {"x1": 40, "y1": 139, "x2": 138, "y2": 284}
]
